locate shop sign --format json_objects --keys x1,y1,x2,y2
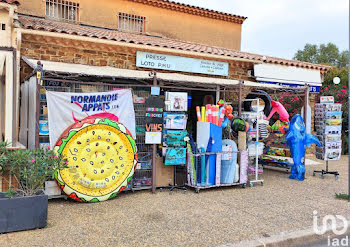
[
  {"x1": 320, "y1": 96, "x2": 334, "y2": 104},
  {"x1": 136, "y1": 51, "x2": 229, "y2": 76},
  {"x1": 257, "y1": 80, "x2": 321, "y2": 93},
  {"x1": 145, "y1": 96, "x2": 164, "y2": 144}
]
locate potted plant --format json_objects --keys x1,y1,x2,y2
[{"x1": 0, "y1": 141, "x2": 65, "y2": 233}]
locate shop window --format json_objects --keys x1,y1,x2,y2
[
  {"x1": 45, "y1": 0, "x2": 80, "y2": 23},
  {"x1": 118, "y1": 12, "x2": 146, "y2": 34}
]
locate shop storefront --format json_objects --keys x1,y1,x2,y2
[{"x1": 18, "y1": 50, "x2": 322, "y2": 200}]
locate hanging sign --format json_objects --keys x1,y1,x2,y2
[
  {"x1": 136, "y1": 51, "x2": 229, "y2": 76},
  {"x1": 145, "y1": 96, "x2": 164, "y2": 144},
  {"x1": 320, "y1": 96, "x2": 334, "y2": 104},
  {"x1": 46, "y1": 89, "x2": 135, "y2": 148}
]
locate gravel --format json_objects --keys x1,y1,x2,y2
[{"x1": 1, "y1": 156, "x2": 349, "y2": 247}]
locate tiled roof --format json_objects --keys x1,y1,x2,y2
[
  {"x1": 0, "y1": 0, "x2": 20, "y2": 5},
  {"x1": 127, "y1": 0, "x2": 247, "y2": 24},
  {"x1": 19, "y1": 15, "x2": 331, "y2": 71}
]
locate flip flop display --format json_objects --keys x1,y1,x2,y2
[{"x1": 54, "y1": 117, "x2": 137, "y2": 202}]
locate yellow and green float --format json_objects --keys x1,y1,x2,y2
[{"x1": 54, "y1": 116, "x2": 137, "y2": 202}]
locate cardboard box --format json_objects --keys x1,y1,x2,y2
[{"x1": 155, "y1": 156, "x2": 174, "y2": 187}]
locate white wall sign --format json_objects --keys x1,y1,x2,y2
[{"x1": 136, "y1": 51, "x2": 229, "y2": 76}]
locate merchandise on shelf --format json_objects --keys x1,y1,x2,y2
[
  {"x1": 165, "y1": 92, "x2": 188, "y2": 111},
  {"x1": 163, "y1": 112, "x2": 187, "y2": 129}
]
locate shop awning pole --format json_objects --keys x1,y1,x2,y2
[
  {"x1": 238, "y1": 80, "x2": 242, "y2": 117},
  {"x1": 152, "y1": 71, "x2": 157, "y2": 194}
]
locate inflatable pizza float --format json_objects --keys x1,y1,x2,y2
[{"x1": 54, "y1": 114, "x2": 137, "y2": 202}]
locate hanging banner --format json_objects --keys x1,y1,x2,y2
[{"x1": 46, "y1": 89, "x2": 135, "y2": 148}]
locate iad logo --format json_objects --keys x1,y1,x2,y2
[{"x1": 313, "y1": 210, "x2": 348, "y2": 235}]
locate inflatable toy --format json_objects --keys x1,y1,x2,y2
[
  {"x1": 264, "y1": 100, "x2": 289, "y2": 122},
  {"x1": 221, "y1": 139, "x2": 238, "y2": 184},
  {"x1": 221, "y1": 104, "x2": 233, "y2": 128},
  {"x1": 217, "y1": 99, "x2": 225, "y2": 107},
  {"x1": 286, "y1": 114, "x2": 321, "y2": 181},
  {"x1": 231, "y1": 118, "x2": 248, "y2": 132},
  {"x1": 271, "y1": 120, "x2": 289, "y2": 137},
  {"x1": 54, "y1": 116, "x2": 137, "y2": 202},
  {"x1": 243, "y1": 90, "x2": 272, "y2": 116}
]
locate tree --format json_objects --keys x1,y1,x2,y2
[
  {"x1": 293, "y1": 42, "x2": 348, "y2": 68},
  {"x1": 294, "y1": 43, "x2": 349, "y2": 154}
]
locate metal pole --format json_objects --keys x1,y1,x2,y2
[
  {"x1": 348, "y1": 10, "x2": 350, "y2": 201},
  {"x1": 303, "y1": 85, "x2": 308, "y2": 168},
  {"x1": 152, "y1": 71, "x2": 157, "y2": 194},
  {"x1": 238, "y1": 80, "x2": 242, "y2": 117}
]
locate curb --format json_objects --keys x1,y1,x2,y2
[{"x1": 219, "y1": 220, "x2": 350, "y2": 247}]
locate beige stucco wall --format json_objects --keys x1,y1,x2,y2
[{"x1": 18, "y1": 0, "x2": 242, "y2": 50}]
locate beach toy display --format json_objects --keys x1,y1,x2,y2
[{"x1": 54, "y1": 116, "x2": 137, "y2": 202}]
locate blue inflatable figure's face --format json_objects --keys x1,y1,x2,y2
[{"x1": 291, "y1": 115, "x2": 305, "y2": 133}]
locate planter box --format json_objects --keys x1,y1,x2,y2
[{"x1": 0, "y1": 195, "x2": 48, "y2": 233}]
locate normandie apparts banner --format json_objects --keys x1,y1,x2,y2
[{"x1": 46, "y1": 89, "x2": 136, "y2": 148}]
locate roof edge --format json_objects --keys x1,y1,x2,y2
[
  {"x1": 0, "y1": 0, "x2": 20, "y2": 5},
  {"x1": 128, "y1": 0, "x2": 247, "y2": 24}
]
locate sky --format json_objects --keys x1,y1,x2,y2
[{"x1": 174, "y1": 0, "x2": 349, "y2": 60}]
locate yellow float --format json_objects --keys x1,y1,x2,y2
[{"x1": 54, "y1": 116, "x2": 137, "y2": 202}]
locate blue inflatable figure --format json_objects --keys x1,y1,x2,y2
[{"x1": 286, "y1": 114, "x2": 321, "y2": 181}]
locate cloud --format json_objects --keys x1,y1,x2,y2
[{"x1": 174, "y1": 0, "x2": 349, "y2": 59}]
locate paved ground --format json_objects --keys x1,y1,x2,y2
[{"x1": 1, "y1": 156, "x2": 349, "y2": 247}]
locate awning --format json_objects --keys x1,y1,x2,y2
[
  {"x1": 23, "y1": 57, "x2": 284, "y2": 89},
  {"x1": 254, "y1": 64, "x2": 322, "y2": 93}
]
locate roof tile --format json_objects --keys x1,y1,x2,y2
[
  {"x1": 1, "y1": 0, "x2": 20, "y2": 5},
  {"x1": 18, "y1": 15, "x2": 331, "y2": 71}
]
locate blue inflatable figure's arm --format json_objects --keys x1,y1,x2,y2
[{"x1": 305, "y1": 134, "x2": 321, "y2": 147}]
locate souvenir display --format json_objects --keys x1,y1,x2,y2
[{"x1": 315, "y1": 103, "x2": 342, "y2": 161}]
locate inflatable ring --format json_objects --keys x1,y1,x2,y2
[
  {"x1": 243, "y1": 90, "x2": 272, "y2": 116},
  {"x1": 231, "y1": 118, "x2": 247, "y2": 132},
  {"x1": 54, "y1": 117, "x2": 137, "y2": 203}
]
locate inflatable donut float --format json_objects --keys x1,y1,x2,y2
[
  {"x1": 54, "y1": 117, "x2": 137, "y2": 202},
  {"x1": 243, "y1": 90, "x2": 272, "y2": 117}
]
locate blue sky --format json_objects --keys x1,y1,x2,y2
[{"x1": 175, "y1": 0, "x2": 349, "y2": 60}]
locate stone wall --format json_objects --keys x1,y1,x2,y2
[{"x1": 20, "y1": 34, "x2": 254, "y2": 82}]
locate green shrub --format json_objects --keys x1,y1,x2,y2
[{"x1": 0, "y1": 142, "x2": 67, "y2": 197}]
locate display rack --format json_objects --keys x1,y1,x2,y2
[
  {"x1": 159, "y1": 92, "x2": 188, "y2": 194},
  {"x1": 241, "y1": 99, "x2": 264, "y2": 187},
  {"x1": 314, "y1": 102, "x2": 342, "y2": 180},
  {"x1": 186, "y1": 150, "x2": 248, "y2": 193}
]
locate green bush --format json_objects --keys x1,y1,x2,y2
[{"x1": 0, "y1": 142, "x2": 67, "y2": 197}]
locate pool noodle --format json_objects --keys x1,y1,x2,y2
[
  {"x1": 201, "y1": 106, "x2": 205, "y2": 122},
  {"x1": 200, "y1": 147, "x2": 206, "y2": 185},
  {"x1": 196, "y1": 106, "x2": 201, "y2": 122}
]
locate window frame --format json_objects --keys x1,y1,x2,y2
[
  {"x1": 45, "y1": 0, "x2": 80, "y2": 23},
  {"x1": 117, "y1": 12, "x2": 146, "y2": 34}
]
